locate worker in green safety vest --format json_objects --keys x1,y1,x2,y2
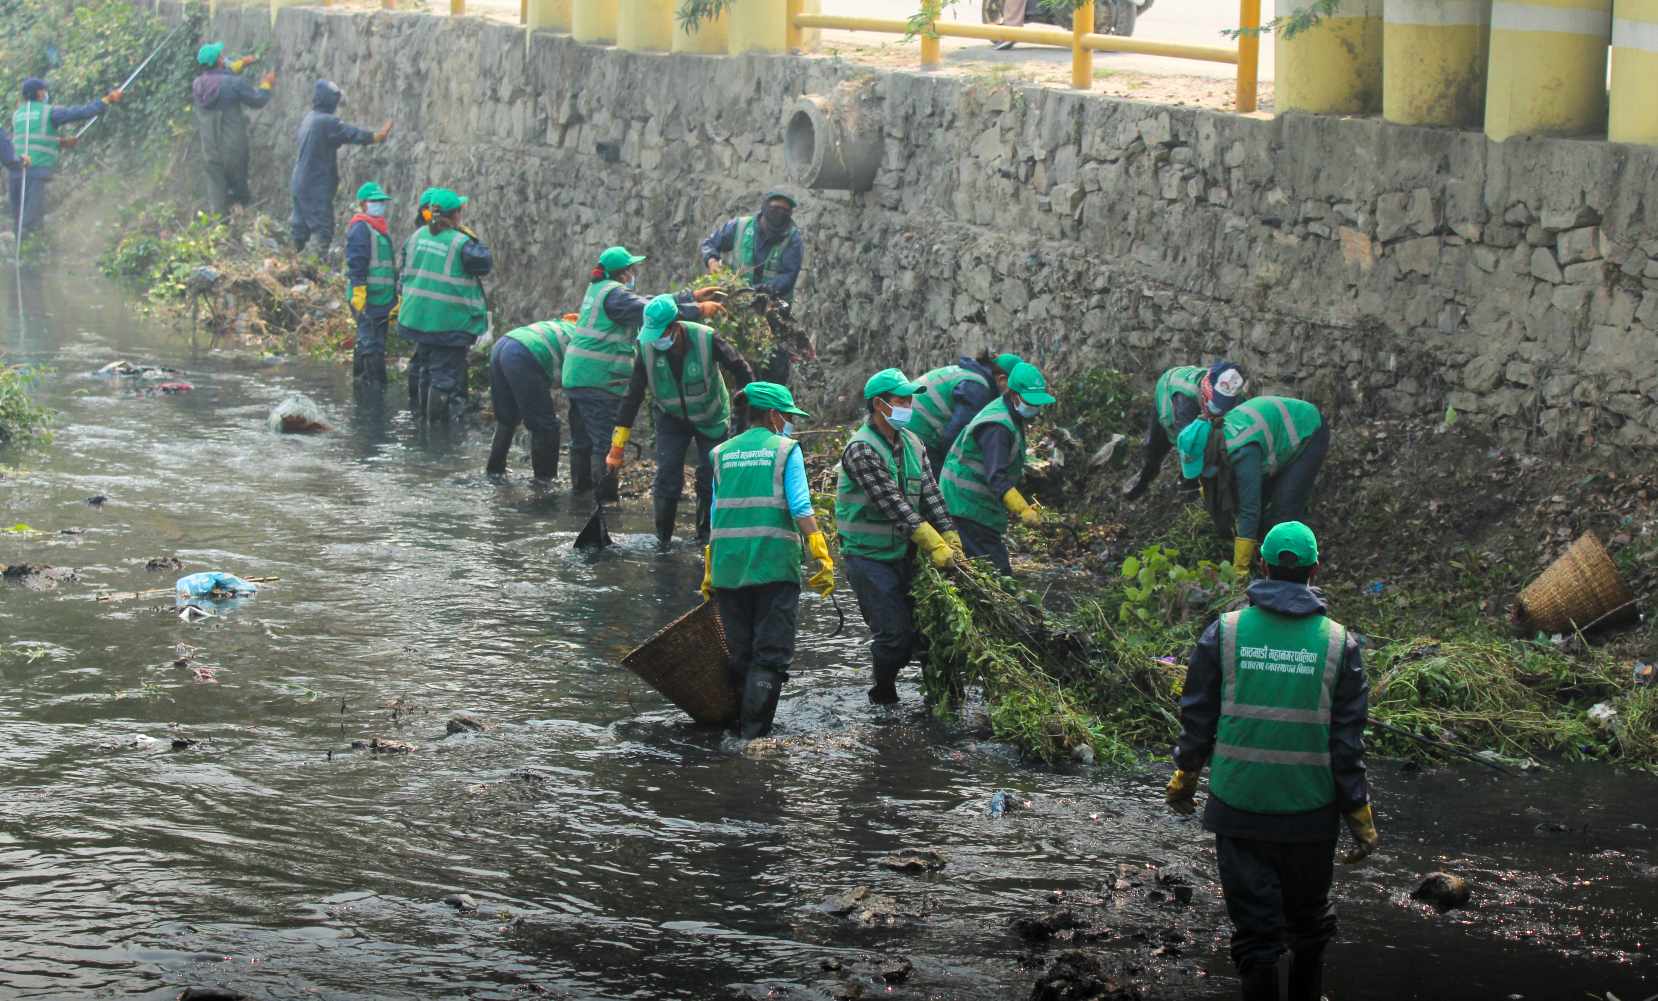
[
  {"x1": 1176, "y1": 394, "x2": 1328, "y2": 575},
  {"x1": 343, "y1": 182, "x2": 397, "y2": 389},
  {"x1": 395, "y1": 187, "x2": 493, "y2": 422},
  {"x1": 395, "y1": 187, "x2": 439, "y2": 411},
  {"x1": 10, "y1": 77, "x2": 122, "y2": 237},
  {"x1": 608, "y1": 294, "x2": 753, "y2": 546},
  {"x1": 486, "y1": 317, "x2": 575, "y2": 482},
  {"x1": 699, "y1": 189, "x2": 805, "y2": 385},
  {"x1": 1166, "y1": 520, "x2": 1376, "y2": 1001},
  {"x1": 701, "y1": 382, "x2": 835, "y2": 739},
  {"x1": 563, "y1": 245, "x2": 724, "y2": 501},
  {"x1": 1124, "y1": 360, "x2": 1247, "y2": 500},
  {"x1": 908, "y1": 351, "x2": 1023, "y2": 474},
  {"x1": 939, "y1": 361, "x2": 1056, "y2": 577},
  {"x1": 836, "y1": 368, "x2": 964, "y2": 705}
]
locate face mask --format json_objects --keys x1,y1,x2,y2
[
  {"x1": 764, "y1": 208, "x2": 792, "y2": 230},
  {"x1": 365, "y1": 202, "x2": 387, "y2": 217},
  {"x1": 1014, "y1": 401, "x2": 1040, "y2": 419},
  {"x1": 780, "y1": 420, "x2": 795, "y2": 438},
  {"x1": 652, "y1": 335, "x2": 674, "y2": 351},
  {"x1": 883, "y1": 401, "x2": 913, "y2": 428},
  {"x1": 626, "y1": 274, "x2": 638, "y2": 290}
]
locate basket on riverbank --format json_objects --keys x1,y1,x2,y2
[
  {"x1": 1514, "y1": 531, "x2": 1636, "y2": 634},
  {"x1": 621, "y1": 600, "x2": 738, "y2": 726}
]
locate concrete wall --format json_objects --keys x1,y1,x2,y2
[{"x1": 196, "y1": 4, "x2": 1658, "y2": 447}]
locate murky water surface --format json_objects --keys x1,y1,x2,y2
[{"x1": 3, "y1": 266, "x2": 1657, "y2": 1000}]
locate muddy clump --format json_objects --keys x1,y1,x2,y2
[
  {"x1": 882, "y1": 849, "x2": 948, "y2": 873},
  {"x1": 1412, "y1": 872, "x2": 1471, "y2": 912},
  {"x1": 1029, "y1": 950, "x2": 1146, "y2": 1001},
  {"x1": 2, "y1": 564, "x2": 79, "y2": 591}
]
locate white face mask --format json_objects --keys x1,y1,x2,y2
[
  {"x1": 1014, "y1": 401, "x2": 1040, "y2": 419},
  {"x1": 365, "y1": 202, "x2": 387, "y2": 217},
  {"x1": 780, "y1": 420, "x2": 795, "y2": 438},
  {"x1": 882, "y1": 399, "x2": 913, "y2": 428},
  {"x1": 652, "y1": 335, "x2": 674, "y2": 351}
]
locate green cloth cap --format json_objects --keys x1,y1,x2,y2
[
  {"x1": 638, "y1": 294, "x2": 682, "y2": 341},
  {"x1": 355, "y1": 181, "x2": 389, "y2": 202},
  {"x1": 198, "y1": 42, "x2": 225, "y2": 67},
  {"x1": 742, "y1": 381, "x2": 810, "y2": 418},
  {"x1": 1008, "y1": 361, "x2": 1055, "y2": 406},
  {"x1": 862, "y1": 367, "x2": 928, "y2": 400},
  {"x1": 1177, "y1": 420, "x2": 1211, "y2": 480},
  {"x1": 428, "y1": 188, "x2": 467, "y2": 213},
  {"x1": 598, "y1": 246, "x2": 646, "y2": 273},
  {"x1": 764, "y1": 189, "x2": 798, "y2": 208},
  {"x1": 1262, "y1": 520, "x2": 1319, "y2": 567},
  {"x1": 994, "y1": 353, "x2": 1025, "y2": 376},
  {"x1": 416, "y1": 186, "x2": 439, "y2": 208}
]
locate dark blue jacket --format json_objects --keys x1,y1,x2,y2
[
  {"x1": 1174, "y1": 579, "x2": 1369, "y2": 841},
  {"x1": 698, "y1": 215, "x2": 804, "y2": 298},
  {"x1": 290, "y1": 81, "x2": 375, "y2": 203},
  {"x1": 602, "y1": 286, "x2": 696, "y2": 329},
  {"x1": 938, "y1": 356, "x2": 998, "y2": 456},
  {"x1": 345, "y1": 218, "x2": 394, "y2": 320},
  {"x1": 0, "y1": 129, "x2": 19, "y2": 171}
]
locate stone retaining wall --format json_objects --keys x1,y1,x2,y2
[{"x1": 192, "y1": 4, "x2": 1658, "y2": 447}]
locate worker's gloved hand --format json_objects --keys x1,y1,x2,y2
[
  {"x1": 1002, "y1": 487, "x2": 1042, "y2": 528},
  {"x1": 17, "y1": 154, "x2": 28, "y2": 167},
  {"x1": 350, "y1": 286, "x2": 367, "y2": 313},
  {"x1": 103, "y1": 88, "x2": 124, "y2": 104},
  {"x1": 387, "y1": 298, "x2": 400, "y2": 324},
  {"x1": 691, "y1": 287, "x2": 722, "y2": 302},
  {"x1": 258, "y1": 71, "x2": 276, "y2": 90},
  {"x1": 1122, "y1": 471, "x2": 1148, "y2": 499},
  {"x1": 942, "y1": 528, "x2": 966, "y2": 562},
  {"x1": 58, "y1": 135, "x2": 78, "y2": 149},
  {"x1": 696, "y1": 301, "x2": 725, "y2": 320},
  {"x1": 606, "y1": 425, "x2": 631, "y2": 473},
  {"x1": 912, "y1": 522, "x2": 953, "y2": 569},
  {"x1": 1232, "y1": 537, "x2": 1258, "y2": 576},
  {"x1": 1342, "y1": 804, "x2": 1379, "y2": 864},
  {"x1": 700, "y1": 545, "x2": 714, "y2": 600},
  {"x1": 1165, "y1": 768, "x2": 1199, "y2": 816},
  {"x1": 805, "y1": 531, "x2": 835, "y2": 597},
  {"x1": 230, "y1": 54, "x2": 258, "y2": 72},
  {"x1": 374, "y1": 120, "x2": 393, "y2": 144},
  {"x1": 562, "y1": 312, "x2": 579, "y2": 322}
]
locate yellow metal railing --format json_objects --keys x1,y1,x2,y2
[{"x1": 792, "y1": 2, "x2": 1260, "y2": 113}]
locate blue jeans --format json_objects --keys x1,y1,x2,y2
[
  {"x1": 567, "y1": 387, "x2": 622, "y2": 499},
  {"x1": 955, "y1": 516, "x2": 1012, "y2": 576},
  {"x1": 352, "y1": 310, "x2": 389, "y2": 386},
  {"x1": 844, "y1": 553, "x2": 919, "y2": 686}
]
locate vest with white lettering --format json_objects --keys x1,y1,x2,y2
[
  {"x1": 640, "y1": 321, "x2": 731, "y2": 440},
  {"x1": 397, "y1": 226, "x2": 487, "y2": 336},
  {"x1": 835, "y1": 422, "x2": 926, "y2": 561},
  {"x1": 710, "y1": 427, "x2": 802, "y2": 589},
  {"x1": 560, "y1": 280, "x2": 634, "y2": 394}
]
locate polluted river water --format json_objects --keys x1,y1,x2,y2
[{"x1": 3, "y1": 264, "x2": 1658, "y2": 1001}]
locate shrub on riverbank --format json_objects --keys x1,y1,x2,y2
[{"x1": 0, "y1": 362, "x2": 52, "y2": 448}]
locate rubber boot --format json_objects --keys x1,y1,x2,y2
[
  {"x1": 427, "y1": 388, "x2": 462, "y2": 425},
  {"x1": 1239, "y1": 964, "x2": 1279, "y2": 1001},
  {"x1": 653, "y1": 495, "x2": 679, "y2": 546},
  {"x1": 694, "y1": 493, "x2": 712, "y2": 544},
  {"x1": 1287, "y1": 946, "x2": 1324, "y2": 1001},
  {"x1": 530, "y1": 429, "x2": 560, "y2": 483},
  {"x1": 739, "y1": 668, "x2": 785, "y2": 739},
  {"x1": 486, "y1": 424, "x2": 514, "y2": 477},
  {"x1": 570, "y1": 449, "x2": 593, "y2": 493},
  {"x1": 868, "y1": 663, "x2": 901, "y2": 705}
]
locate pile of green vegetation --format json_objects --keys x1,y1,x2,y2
[
  {"x1": 99, "y1": 204, "x2": 227, "y2": 302},
  {"x1": 0, "y1": 362, "x2": 52, "y2": 448}
]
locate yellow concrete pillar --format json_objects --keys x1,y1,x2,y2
[
  {"x1": 728, "y1": 0, "x2": 789, "y2": 53},
  {"x1": 526, "y1": 0, "x2": 572, "y2": 33},
  {"x1": 672, "y1": 7, "x2": 729, "y2": 52},
  {"x1": 1610, "y1": 0, "x2": 1658, "y2": 141},
  {"x1": 1486, "y1": 0, "x2": 1611, "y2": 139},
  {"x1": 1276, "y1": 0, "x2": 1383, "y2": 113},
  {"x1": 619, "y1": 0, "x2": 674, "y2": 50},
  {"x1": 572, "y1": 0, "x2": 617, "y2": 43},
  {"x1": 1383, "y1": 0, "x2": 1491, "y2": 126}
]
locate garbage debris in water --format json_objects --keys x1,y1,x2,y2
[
  {"x1": 1411, "y1": 871, "x2": 1471, "y2": 912},
  {"x1": 881, "y1": 849, "x2": 948, "y2": 873},
  {"x1": 1635, "y1": 661, "x2": 1655, "y2": 687},
  {"x1": 988, "y1": 790, "x2": 1028, "y2": 818},
  {"x1": 95, "y1": 360, "x2": 183, "y2": 381},
  {"x1": 268, "y1": 394, "x2": 332, "y2": 434},
  {"x1": 146, "y1": 555, "x2": 184, "y2": 571},
  {"x1": 176, "y1": 572, "x2": 259, "y2": 602},
  {"x1": 85, "y1": 494, "x2": 107, "y2": 507},
  {"x1": 1, "y1": 564, "x2": 79, "y2": 591}
]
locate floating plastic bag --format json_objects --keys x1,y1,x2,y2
[
  {"x1": 268, "y1": 394, "x2": 331, "y2": 434},
  {"x1": 176, "y1": 572, "x2": 259, "y2": 608}
]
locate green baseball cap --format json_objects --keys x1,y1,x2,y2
[
  {"x1": 355, "y1": 181, "x2": 389, "y2": 202},
  {"x1": 994, "y1": 353, "x2": 1025, "y2": 376},
  {"x1": 1177, "y1": 420, "x2": 1211, "y2": 480},
  {"x1": 416, "y1": 186, "x2": 439, "y2": 207},
  {"x1": 764, "y1": 189, "x2": 798, "y2": 208},
  {"x1": 863, "y1": 367, "x2": 927, "y2": 400},
  {"x1": 1262, "y1": 521, "x2": 1319, "y2": 567},
  {"x1": 742, "y1": 381, "x2": 810, "y2": 418},
  {"x1": 428, "y1": 188, "x2": 467, "y2": 213},
  {"x1": 1008, "y1": 362, "x2": 1055, "y2": 406},
  {"x1": 197, "y1": 42, "x2": 225, "y2": 67},
  {"x1": 638, "y1": 294, "x2": 682, "y2": 342},
  {"x1": 598, "y1": 246, "x2": 646, "y2": 274}
]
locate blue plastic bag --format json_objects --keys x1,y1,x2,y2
[{"x1": 176, "y1": 572, "x2": 258, "y2": 608}]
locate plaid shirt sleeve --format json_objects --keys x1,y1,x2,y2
[{"x1": 843, "y1": 441, "x2": 923, "y2": 536}]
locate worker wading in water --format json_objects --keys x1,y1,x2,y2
[
  {"x1": 487, "y1": 316, "x2": 575, "y2": 483},
  {"x1": 395, "y1": 187, "x2": 492, "y2": 422},
  {"x1": 702, "y1": 382, "x2": 834, "y2": 739},
  {"x1": 10, "y1": 76, "x2": 122, "y2": 235},
  {"x1": 343, "y1": 181, "x2": 397, "y2": 389},
  {"x1": 699, "y1": 189, "x2": 804, "y2": 385}
]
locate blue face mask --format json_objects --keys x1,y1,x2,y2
[
  {"x1": 626, "y1": 273, "x2": 638, "y2": 290},
  {"x1": 1014, "y1": 401, "x2": 1040, "y2": 420},
  {"x1": 883, "y1": 400, "x2": 913, "y2": 429},
  {"x1": 652, "y1": 335, "x2": 674, "y2": 351},
  {"x1": 365, "y1": 201, "x2": 387, "y2": 218},
  {"x1": 781, "y1": 420, "x2": 795, "y2": 438}
]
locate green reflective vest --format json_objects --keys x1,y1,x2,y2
[
  {"x1": 560, "y1": 280, "x2": 634, "y2": 394},
  {"x1": 909, "y1": 365, "x2": 989, "y2": 452},
  {"x1": 505, "y1": 319, "x2": 573, "y2": 383},
  {"x1": 640, "y1": 321, "x2": 731, "y2": 440},
  {"x1": 12, "y1": 102, "x2": 58, "y2": 170},
  {"x1": 1209, "y1": 606, "x2": 1347, "y2": 814},
  {"x1": 397, "y1": 226, "x2": 487, "y2": 336},
  {"x1": 940, "y1": 397, "x2": 1024, "y2": 533},
  {"x1": 730, "y1": 215, "x2": 793, "y2": 278},
  {"x1": 1222, "y1": 397, "x2": 1323, "y2": 477},
  {"x1": 1154, "y1": 365, "x2": 1205, "y2": 443},
  {"x1": 350, "y1": 224, "x2": 397, "y2": 308},
  {"x1": 835, "y1": 422, "x2": 926, "y2": 561},
  {"x1": 710, "y1": 426, "x2": 803, "y2": 590}
]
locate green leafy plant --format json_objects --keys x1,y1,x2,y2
[
  {"x1": 1118, "y1": 543, "x2": 1241, "y2": 626},
  {"x1": 1224, "y1": 0, "x2": 1339, "y2": 39},
  {"x1": 99, "y1": 207, "x2": 227, "y2": 302},
  {"x1": 0, "y1": 363, "x2": 53, "y2": 448}
]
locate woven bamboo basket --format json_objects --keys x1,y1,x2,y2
[
  {"x1": 1515, "y1": 531, "x2": 1636, "y2": 634},
  {"x1": 621, "y1": 600, "x2": 738, "y2": 726}
]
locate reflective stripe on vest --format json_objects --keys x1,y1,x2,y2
[
  {"x1": 909, "y1": 365, "x2": 989, "y2": 449},
  {"x1": 1208, "y1": 607, "x2": 1347, "y2": 814},
  {"x1": 1154, "y1": 365, "x2": 1204, "y2": 441},
  {"x1": 397, "y1": 227, "x2": 486, "y2": 335},
  {"x1": 640, "y1": 321, "x2": 731, "y2": 440},
  {"x1": 560, "y1": 280, "x2": 634, "y2": 393},
  {"x1": 1221, "y1": 396, "x2": 1323, "y2": 477},
  {"x1": 834, "y1": 422, "x2": 926, "y2": 561},
  {"x1": 710, "y1": 427, "x2": 802, "y2": 589},
  {"x1": 940, "y1": 397, "x2": 1024, "y2": 532},
  {"x1": 363, "y1": 227, "x2": 397, "y2": 306},
  {"x1": 12, "y1": 103, "x2": 59, "y2": 170},
  {"x1": 504, "y1": 319, "x2": 573, "y2": 383}
]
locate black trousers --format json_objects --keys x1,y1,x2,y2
[
  {"x1": 1215, "y1": 834, "x2": 1338, "y2": 975},
  {"x1": 715, "y1": 582, "x2": 800, "y2": 689},
  {"x1": 956, "y1": 516, "x2": 1013, "y2": 577},
  {"x1": 489, "y1": 337, "x2": 560, "y2": 435}
]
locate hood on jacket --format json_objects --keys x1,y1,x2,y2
[
  {"x1": 192, "y1": 71, "x2": 226, "y2": 110},
  {"x1": 312, "y1": 79, "x2": 342, "y2": 113},
  {"x1": 1245, "y1": 578, "x2": 1328, "y2": 618},
  {"x1": 958, "y1": 356, "x2": 995, "y2": 383}
]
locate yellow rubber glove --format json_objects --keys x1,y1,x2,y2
[
  {"x1": 1342, "y1": 804, "x2": 1379, "y2": 864},
  {"x1": 1233, "y1": 537, "x2": 1258, "y2": 576},
  {"x1": 700, "y1": 545, "x2": 714, "y2": 600},
  {"x1": 229, "y1": 55, "x2": 254, "y2": 73},
  {"x1": 1003, "y1": 487, "x2": 1043, "y2": 528},
  {"x1": 805, "y1": 531, "x2": 835, "y2": 597},
  {"x1": 606, "y1": 425, "x2": 631, "y2": 472},
  {"x1": 350, "y1": 285, "x2": 367, "y2": 313},
  {"x1": 942, "y1": 529, "x2": 966, "y2": 562},
  {"x1": 911, "y1": 522, "x2": 953, "y2": 569},
  {"x1": 1165, "y1": 768, "x2": 1199, "y2": 816},
  {"x1": 388, "y1": 299, "x2": 400, "y2": 324}
]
